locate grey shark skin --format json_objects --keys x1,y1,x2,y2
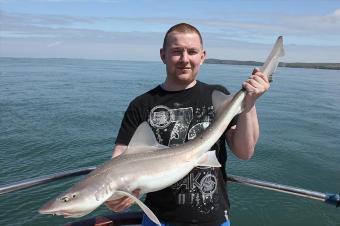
[{"x1": 39, "y1": 37, "x2": 284, "y2": 225}]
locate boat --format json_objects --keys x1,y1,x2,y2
[{"x1": 0, "y1": 167, "x2": 338, "y2": 226}]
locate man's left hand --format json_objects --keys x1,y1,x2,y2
[{"x1": 242, "y1": 68, "x2": 270, "y2": 112}]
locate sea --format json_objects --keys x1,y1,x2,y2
[{"x1": 0, "y1": 57, "x2": 339, "y2": 226}]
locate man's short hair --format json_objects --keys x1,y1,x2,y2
[{"x1": 162, "y1": 23, "x2": 203, "y2": 50}]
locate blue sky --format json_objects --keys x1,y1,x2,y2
[{"x1": 1, "y1": 0, "x2": 339, "y2": 62}]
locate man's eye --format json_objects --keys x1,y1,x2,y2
[{"x1": 188, "y1": 49, "x2": 199, "y2": 55}]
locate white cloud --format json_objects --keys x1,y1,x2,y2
[
  {"x1": 1, "y1": 8, "x2": 339, "y2": 62},
  {"x1": 331, "y1": 8, "x2": 340, "y2": 17},
  {"x1": 281, "y1": 8, "x2": 340, "y2": 34}
]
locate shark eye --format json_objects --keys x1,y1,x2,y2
[
  {"x1": 61, "y1": 196, "x2": 70, "y2": 202},
  {"x1": 72, "y1": 194, "x2": 77, "y2": 198}
]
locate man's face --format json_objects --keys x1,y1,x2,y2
[{"x1": 160, "y1": 32, "x2": 206, "y2": 86}]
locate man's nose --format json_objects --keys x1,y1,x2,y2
[{"x1": 179, "y1": 51, "x2": 189, "y2": 63}]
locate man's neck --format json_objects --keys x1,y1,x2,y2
[{"x1": 161, "y1": 80, "x2": 197, "y2": 91}]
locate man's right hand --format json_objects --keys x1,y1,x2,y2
[{"x1": 105, "y1": 189, "x2": 141, "y2": 212}]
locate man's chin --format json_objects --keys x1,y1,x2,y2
[
  {"x1": 176, "y1": 77, "x2": 197, "y2": 88},
  {"x1": 175, "y1": 71, "x2": 194, "y2": 79}
]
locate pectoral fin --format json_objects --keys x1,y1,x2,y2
[
  {"x1": 212, "y1": 91, "x2": 238, "y2": 117},
  {"x1": 196, "y1": 150, "x2": 221, "y2": 168},
  {"x1": 115, "y1": 190, "x2": 161, "y2": 226}
]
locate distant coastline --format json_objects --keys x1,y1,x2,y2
[
  {"x1": 1, "y1": 57, "x2": 339, "y2": 70},
  {"x1": 205, "y1": 58, "x2": 340, "y2": 70}
]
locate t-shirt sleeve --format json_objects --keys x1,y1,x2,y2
[{"x1": 115, "y1": 101, "x2": 143, "y2": 145}]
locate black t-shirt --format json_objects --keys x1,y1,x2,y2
[{"x1": 116, "y1": 80, "x2": 236, "y2": 225}]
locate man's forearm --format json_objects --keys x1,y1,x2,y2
[{"x1": 227, "y1": 106, "x2": 259, "y2": 160}]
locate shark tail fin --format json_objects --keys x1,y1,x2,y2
[{"x1": 260, "y1": 36, "x2": 285, "y2": 82}]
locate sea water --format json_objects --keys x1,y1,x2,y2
[{"x1": 0, "y1": 58, "x2": 339, "y2": 226}]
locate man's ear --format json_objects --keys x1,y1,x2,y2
[
  {"x1": 200, "y1": 50, "x2": 206, "y2": 65},
  {"x1": 160, "y1": 48, "x2": 166, "y2": 64}
]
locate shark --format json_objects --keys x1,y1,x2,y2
[{"x1": 39, "y1": 36, "x2": 284, "y2": 225}]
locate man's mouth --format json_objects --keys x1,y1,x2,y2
[{"x1": 178, "y1": 67, "x2": 191, "y2": 70}]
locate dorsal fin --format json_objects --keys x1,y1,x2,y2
[
  {"x1": 127, "y1": 122, "x2": 167, "y2": 151},
  {"x1": 212, "y1": 90, "x2": 233, "y2": 118}
]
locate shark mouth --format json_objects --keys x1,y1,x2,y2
[{"x1": 39, "y1": 209, "x2": 87, "y2": 218}]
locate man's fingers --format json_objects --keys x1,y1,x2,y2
[
  {"x1": 251, "y1": 76, "x2": 269, "y2": 91},
  {"x1": 104, "y1": 189, "x2": 141, "y2": 212},
  {"x1": 108, "y1": 201, "x2": 131, "y2": 212},
  {"x1": 106, "y1": 200, "x2": 133, "y2": 212},
  {"x1": 251, "y1": 73, "x2": 267, "y2": 82},
  {"x1": 252, "y1": 67, "x2": 260, "y2": 74},
  {"x1": 132, "y1": 189, "x2": 141, "y2": 197},
  {"x1": 244, "y1": 69, "x2": 270, "y2": 93},
  {"x1": 251, "y1": 67, "x2": 269, "y2": 82},
  {"x1": 105, "y1": 196, "x2": 134, "y2": 212},
  {"x1": 107, "y1": 196, "x2": 128, "y2": 205}
]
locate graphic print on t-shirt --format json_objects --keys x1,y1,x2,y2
[
  {"x1": 149, "y1": 105, "x2": 193, "y2": 145},
  {"x1": 148, "y1": 104, "x2": 220, "y2": 214}
]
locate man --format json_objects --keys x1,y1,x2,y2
[{"x1": 106, "y1": 23, "x2": 269, "y2": 226}]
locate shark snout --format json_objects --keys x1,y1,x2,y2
[
  {"x1": 39, "y1": 202, "x2": 76, "y2": 217},
  {"x1": 38, "y1": 200, "x2": 56, "y2": 214}
]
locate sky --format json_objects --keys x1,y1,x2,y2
[{"x1": 0, "y1": 0, "x2": 340, "y2": 63}]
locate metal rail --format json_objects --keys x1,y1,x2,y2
[
  {"x1": 227, "y1": 174, "x2": 339, "y2": 207},
  {"x1": 0, "y1": 166, "x2": 339, "y2": 207},
  {"x1": 0, "y1": 166, "x2": 96, "y2": 195}
]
